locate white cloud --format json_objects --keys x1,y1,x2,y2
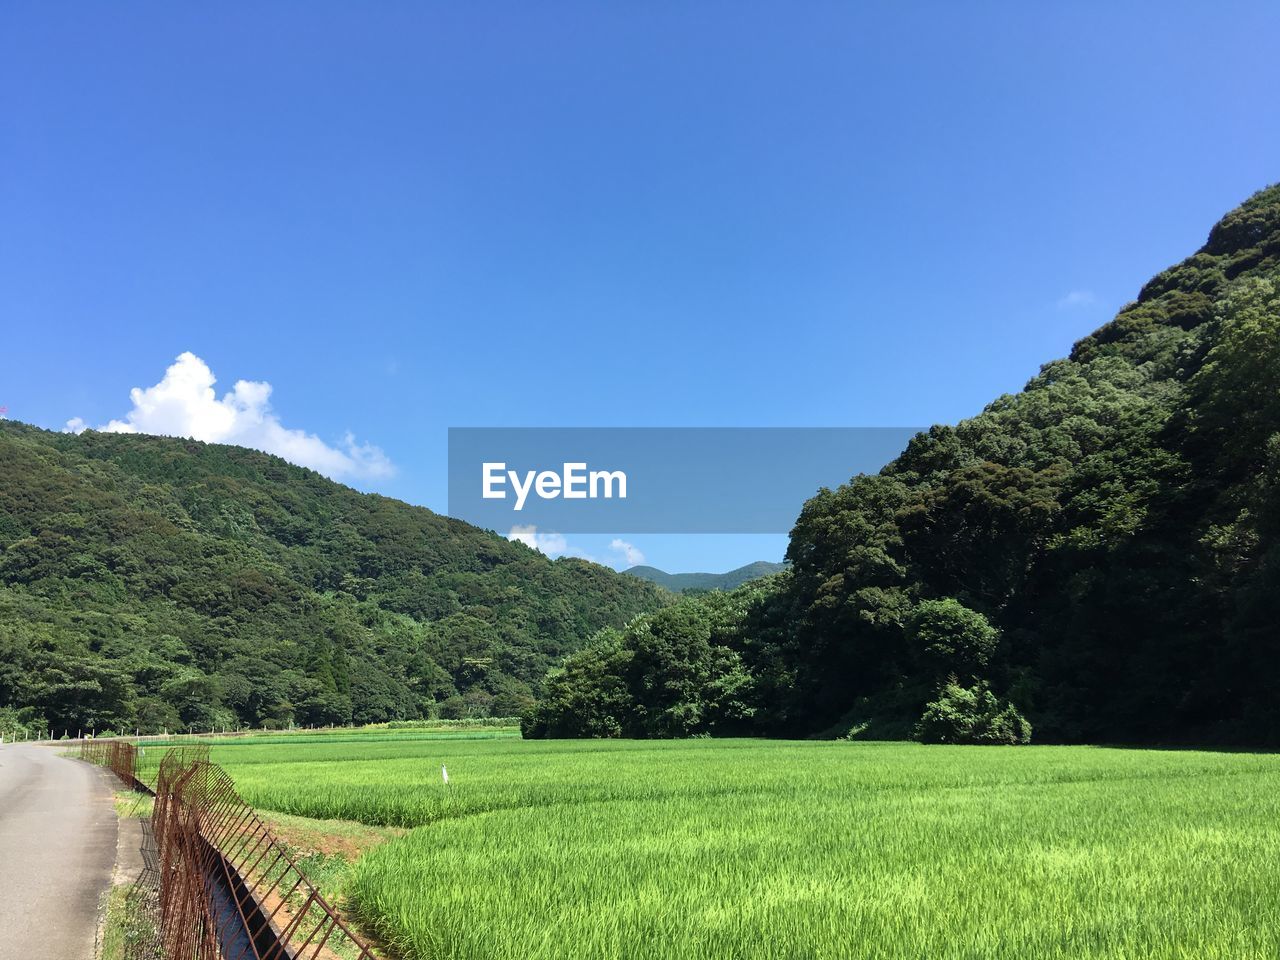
[
  {"x1": 507, "y1": 526, "x2": 646, "y2": 570},
  {"x1": 1056, "y1": 289, "x2": 1097, "y2": 309},
  {"x1": 64, "y1": 352, "x2": 393, "y2": 481},
  {"x1": 610, "y1": 538, "x2": 645, "y2": 567},
  {"x1": 507, "y1": 525, "x2": 572, "y2": 557}
]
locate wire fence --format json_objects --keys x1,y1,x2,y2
[
  {"x1": 81, "y1": 738, "x2": 378, "y2": 959},
  {"x1": 80, "y1": 738, "x2": 148, "y2": 792},
  {"x1": 136, "y1": 740, "x2": 211, "y2": 791}
]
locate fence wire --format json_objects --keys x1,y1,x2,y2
[
  {"x1": 82, "y1": 739, "x2": 378, "y2": 960},
  {"x1": 80, "y1": 738, "x2": 149, "y2": 792}
]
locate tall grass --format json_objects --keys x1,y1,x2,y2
[{"x1": 215, "y1": 739, "x2": 1280, "y2": 959}]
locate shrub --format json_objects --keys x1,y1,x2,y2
[{"x1": 915, "y1": 681, "x2": 1031, "y2": 745}]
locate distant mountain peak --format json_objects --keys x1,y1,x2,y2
[{"x1": 623, "y1": 560, "x2": 787, "y2": 593}]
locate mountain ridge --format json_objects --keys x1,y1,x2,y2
[
  {"x1": 0, "y1": 421, "x2": 667, "y2": 735},
  {"x1": 623, "y1": 561, "x2": 787, "y2": 593}
]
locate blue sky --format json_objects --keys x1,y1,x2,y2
[{"x1": 3, "y1": 2, "x2": 1278, "y2": 572}]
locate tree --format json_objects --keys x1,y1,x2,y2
[
  {"x1": 915, "y1": 681, "x2": 1031, "y2": 745},
  {"x1": 522, "y1": 631, "x2": 634, "y2": 738},
  {"x1": 905, "y1": 598, "x2": 998, "y2": 679}
]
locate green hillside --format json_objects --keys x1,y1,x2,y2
[
  {"x1": 0, "y1": 424, "x2": 666, "y2": 735},
  {"x1": 623, "y1": 561, "x2": 786, "y2": 593},
  {"x1": 528, "y1": 183, "x2": 1280, "y2": 745}
]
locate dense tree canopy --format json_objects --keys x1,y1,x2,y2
[
  {"x1": 527, "y1": 183, "x2": 1280, "y2": 746},
  {"x1": 0, "y1": 425, "x2": 666, "y2": 736},
  {"x1": 523, "y1": 590, "x2": 758, "y2": 739}
]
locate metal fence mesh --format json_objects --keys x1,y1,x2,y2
[
  {"x1": 82, "y1": 739, "x2": 379, "y2": 960},
  {"x1": 80, "y1": 738, "x2": 147, "y2": 791}
]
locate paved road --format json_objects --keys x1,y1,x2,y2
[{"x1": 0, "y1": 744, "x2": 118, "y2": 960}]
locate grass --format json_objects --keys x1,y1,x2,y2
[
  {"x1": 203, "y1": 736, "x2": 1280, "y2": 960},
  {"x1": 128, "y1": 723, "x2": 520, "y2": 788},
  {"x1": 98, "y1": 885, "x2": 162, "y2": 960},
  {"x1": 98, "y1": 885, "x2": 133, "y2": 960},
  {"x1": 259, "y1": 810, "x2": 406, "y2": 908},
  {"x1": 113, "y1": 788, "x2": 154, "y2": 820},
  {"x1": 100, "y1": 792, "x2": 158, "y2": 960}
]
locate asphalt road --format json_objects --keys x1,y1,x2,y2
[{"x1": 0, "y1": 743, "x2": 118, "y2": 960}]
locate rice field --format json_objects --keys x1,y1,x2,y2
[
  {"x1": 210, "y1": 737, "x2": 1280, "y2": 960},
  {"x1": 131, "y1": 724, "x2": 520, "y2": 788}
]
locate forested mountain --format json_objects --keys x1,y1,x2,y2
[
  {"x1": 0, "y1": 425, "x2": 666, "y2": 735},
  {"x1": 527, "y1": 183, "x2": 1280, "y2": 746},
  {"x1": 623, "y1": 561, "x2": 786, "y2": 593}
]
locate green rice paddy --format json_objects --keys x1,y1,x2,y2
[{"x1": 209, "y1": 736, "x2": 1280, "y2": 960}]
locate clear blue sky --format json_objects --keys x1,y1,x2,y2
[{"x1": 3, "y1": 2, "x2": 1278, "y2": 572}]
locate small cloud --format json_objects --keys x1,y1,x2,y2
[
  {"x1": 609, "y1": 538, "x2": 645, "y2": 567},
  {"x1": 507, "y1": 527, "x2": 647, "y2": 571},
  {"x1": 507, "y1": 525, "x2": 571, "y2": 557},
  {"x1": 66, "y1": 352, "x2": 393, "y2": 481},
  {"x1": 1056, "y1": 290, "x2": 1097, "y2": 309}
]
